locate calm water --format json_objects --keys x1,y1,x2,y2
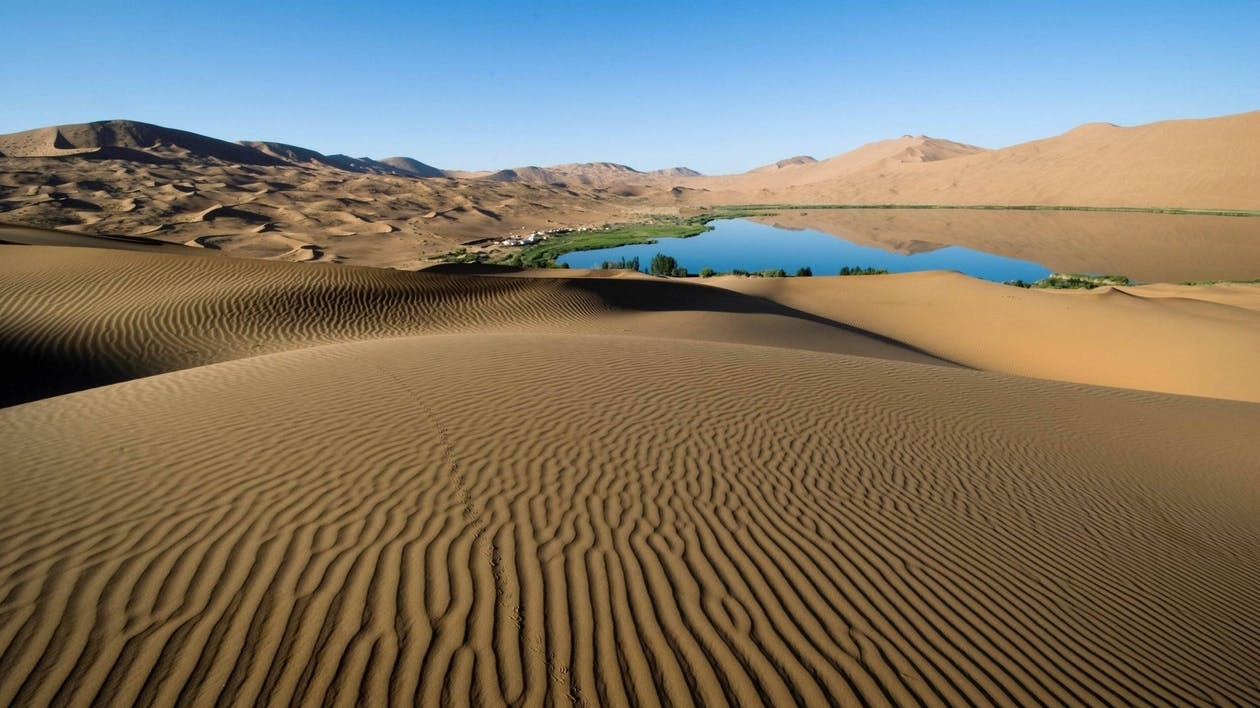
[{"x1": 557, "y1": 218, "x2": 1053, "y2": 282}]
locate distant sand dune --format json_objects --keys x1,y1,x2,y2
[
  {"x1": 1, "y1": 335, "x2": 1257, "y2": 705},
  {"x1": 689, "y1": 111, "x2": 1260, "y2": 210}
]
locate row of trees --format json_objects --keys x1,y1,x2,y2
[{"x1": 600, "y1": 253, "x2": 887, "y2": 278}]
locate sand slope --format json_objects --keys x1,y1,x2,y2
[
  {"x1": 1, "y1": 333, "x2": 1258, "y2": 706},
  {"x1": 717, "y1": 271, "x2": 1260, "y2": 403},
  {"x1": 704, "y1": 136, "x2": 985, "y2": 193},
  {"x1": 0, "y1": 242, "x2": 943, "y2": 407},
  {"x1": 2, "y1": 237, "x2": 1259, "y2": 705}
]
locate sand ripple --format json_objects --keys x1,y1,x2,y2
[
  {"x1": 2, "y1": 335, "x2": 1257, "y2": 706},
  {"x1": 0, "y1": 245, "x2": 943, "y2": 406}
]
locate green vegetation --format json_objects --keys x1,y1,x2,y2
[
  {"x1": 440, "y1": 247, "x2": 483, "y2": 264},
  {"x1": 699, "y1": 267, "x2": 716, "y2": 278},
  {"x1": 795, "y1": 266, "x2": 813, "y2": 277},
  {"x1": 599, "y1": 256, "x2": 640, "y2": 271},
  {"x1": 726, "y1": 268, "x2": 799, "y2": 278},
  {"x1": 493, "y1": 206, "x2": 803, "y2": 269},
  {"x1": 1006, "y1": 273, "x2": 1132, "y2": 289},
  {"x1": 501, "y1": 216, "x2": 714, "y2": 268},
  {"x1": 649, "y1": 253, "x2": 688, "y2": 277},
  {"x1": 838, "y1": 266, "x2": 889, "y2": 276},
  {"x1": 1036, "y1": 273, "x2": 1131, "y2": 289}
]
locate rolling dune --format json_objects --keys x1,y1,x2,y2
[
  {"x1": 0, "y1": 239, "x2": 943, "y2": 407},
  {"x1": 1, "y1": 334, "x2": 1257, "y2": 705},
  {"x1": 716, "y1": 271, "x2": 1260, "y2": 403},
  {"x1": 2, "y1": 234, "x2": 1259, "y2": 705}
]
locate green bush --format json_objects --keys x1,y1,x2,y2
[
  {"x1": 650, "y1": 253, "x2": 679, "y2": 276},
  {"x1": 600, "y1": 256, "x2": 640, "y2": 271},
  {"x1": 1032, "y1": 273, "x2": 1130, "y2": 289}
]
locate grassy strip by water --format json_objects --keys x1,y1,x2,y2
[
  {"x1": 496, "y1": 217, "x2": 709, "y2": 267},
  {"x1": 491, "y1": 206, "x2": 787, "y2": 267}
]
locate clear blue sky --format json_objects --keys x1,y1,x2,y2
[{"x1": 3, "y1": 1, "x2": 1257, "y2": 173}]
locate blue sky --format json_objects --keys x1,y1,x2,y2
[{"x1": 3, "y1": 1, "x2": 1257, "y2": 173}]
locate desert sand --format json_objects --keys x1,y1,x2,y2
[
  {"x1": 2, "y1": 228, "x2": 1259, "y2": 705},
  {"x1": 0, "y1": 121, "x2": 635, "y2": 269}
]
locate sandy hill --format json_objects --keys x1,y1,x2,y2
[
  {"x1": 0, "y1": 121, "x2": 448, "y2": 179},
  {"x1": 484, "y1": 162, "x2": 701, "y2": 188},
  {"x1": 751, "y1": 155, "x2": 819, "y2": 172},
  {"x1": 688, "y1": 111, "x2": 1260, "y2": 209},
  {"x1": 240, "y1": 140, "x2": 434, "y2": 177},
  {"x1": 700, "y1": 135, "x2": 985, "y2": 193},
  {"x1": 378, "y1": 155, "x2": 446, "y2": 177},
  {"x1": 0, "y1": 122, "x2": 632, "y2": 267},
  {"x1": 1, "y1": 233, "x2": 1258, "y2": 704},
  {"x1": 0, "y1": 119, "x2": 287, "y2": 165},
  {"x1": 803, "y1": 135, "x2": 986, "y2": 178},
  {"x1": 650, "y1": 166, "x2": 703, "y2": 178}
]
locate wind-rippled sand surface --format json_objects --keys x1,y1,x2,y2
[{"x1": 2, "y1": 236, "x2": 1258, "y2": 706}]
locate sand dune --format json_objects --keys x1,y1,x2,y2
[
  {"x1": 710, "y1": 136, "x2": 984, "y2": 193},
  {"x1": 0, "y1": 239, "x2": 944, "y2": 407},
  {"x1": 483, "y1": 162, "x2": 701, "y2": 189},
  {"x1": 0, "y1": 120, "x2": 639, "y2": 268},
  {"x1": 687, "y1": 111, "x2": 1260, "y2": 210},
  {"x1": 717, "y1": 271, "x2": 1260, "y2": 403},
  {"x1": 378, "y1": 156, "x2": 446, "y2": 178},
  {"x1": 0, "y1": 151, "x2": 630, "y2": 269},
  {"x1": 0, "y1": 120, "x2": 286, "y2": 165},
  {"x1": 1, "y1": 330, "x2": 1257, "y2": 705}
]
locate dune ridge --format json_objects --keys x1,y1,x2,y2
[{"x1": 0, "y1": 241, "x2": 945, "y2": 407}]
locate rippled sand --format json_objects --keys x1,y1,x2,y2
[{"x1": 2, "y1": 232, "x2": 1258, "y2": 705}]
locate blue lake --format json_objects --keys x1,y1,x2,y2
[{"x1": 557, "y1": 218, "x2": 1053, "y2": 282}]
